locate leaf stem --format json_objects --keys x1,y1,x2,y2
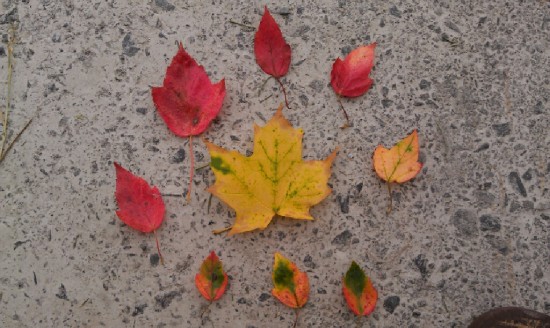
[
  {"x1": 212, "y1": 226, "x2": 232, "y2": 234},
  {"x1": 386, "y1": 182, "x2": 393, "y2": 214},
  {"x1": 336, "y1": 95, "x2": 350, "y2": 128},
  {"x1": 154, "y1": 229, "x2": 164, "y2": 266},
  {"x1": 356, "y1": 315, "x2": 363, "y2": 328},
  {"x1": 0, "y1": 117, "x2": 32, "y2": 164},
  {"x1": 0, "y1": 24, "x2": 15, "y2": 159},
  {"x1": 200, "y1": 302, "x2": 212, "y2": 318},
  {"x1": 228, "y1": 19, "x2": 256, "y2": 30},
  {"x1": 186, "y1": 136, "x2": 194, "y2": 203},
  {"x1": 275, "y1": 77, "x2": 291, "y2": 109},
  {"x1": 293, "y1": 308, "x2": 300, "y2": 328},
  {"x1": 207, "y1": 194, "x2": 213, "y2": 214}
]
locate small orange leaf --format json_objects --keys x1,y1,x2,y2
[
  {"x1": 373, "y1": 130, "x2": 422, "y2": 184},
  {"x1": 195, "y1": 251, "x2": 228, "y2": 302},
  {"x1": 271, "y1": 252, "x2": 309, "y2": 308},
  {"x1": 373, "y1": 130, "x2": 422, "y2": 213},
  {"x1": 342, "y1": 261, "x2": 378, "y2": 316}
]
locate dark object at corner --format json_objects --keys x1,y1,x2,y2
[{"x1": 469, "y1": 306, "x2": 550, "y2": 328}]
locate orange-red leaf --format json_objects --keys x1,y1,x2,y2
[
  {"x1": 195, "y1": 251, "x2": 228, "y2": 302},
  {"x1": 114, "y1": 162, "x2": 165, "y2": 232},
  {"x1": 373, "y1": 130, "x2": 422, "y2": 183},
  {"x1": 342, "y1": 261, "x2": 378, "y2": 316},
  {"x1": 331, "y1": 43, "x2": 376, "y2": 98},
  {"x1": 271, "y1": 252, "x2": 309, "y2": 308},
  {"x1": 254, "y1": 6, "x2": 291, "y2": 78},
  {"x1": 152, "y1": 42, "x2": 225, "y2": 137}
]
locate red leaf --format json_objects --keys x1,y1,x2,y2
[
  {"x1": 152, "y1": 43, "x2": 226, "y2": 138},
  {"x1": 195, "y1": 251, "x2": 228, "y2": 302},
  {"x1": 114, "y1": 162, "x2": 165, "y2": 233},
  {"x1": 254, "y1": 7, "x2": 291, "y2": 78},
  {"x1": 331, "y1": 43, "x2": 376, "y2": 98}
]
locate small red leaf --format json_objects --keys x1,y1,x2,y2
[
  {"x1": 114, "y1": 162, "x2": 165, "y2": 233},
  {"x1": 152, "y1": 42, "x2": 226, "y2": 138},
  {"x1": 331, "y1": 43, "x2": 376, "y2": 98},
  {"x1": 254, "y1": 7, "x2": 291, "y2": 78},
  {"x1": 195, "y1": 251, "x2": 228, "y2": 302}
]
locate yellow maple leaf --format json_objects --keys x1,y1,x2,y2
[{"x1": 205, "y1": 104, "x2": 337, "y2": 235}]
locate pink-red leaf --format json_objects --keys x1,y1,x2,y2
[
  {"x1": 331, "y1": 43, "x2": 376, "y2": 98},
  {"x1": 195, "y1": 251, "x2": 228, "y2": 302},
  {"x1": 152, "y1": 42, "x2": 226, "y2": 137},
  {"x1": 254, "y1": 6, "x2": 291, "y2": 78},
  {"x1": 114, "y1": 162, "x2": 165, "y2": 233}
]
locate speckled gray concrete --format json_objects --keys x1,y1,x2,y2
[{"x1": 1, "y1": 0, "x2": 549, "y2": 327}]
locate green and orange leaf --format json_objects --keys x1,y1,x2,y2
[
  {"x1": 206, "y1": 104, "x2": 337, "y2": 235},
  {"x1": 343, "y1": 261, "x2": 378, "y2": 316},
  {"x1": 195, "y1": 251, "x2": 228, "y2": 302},
  {"x1": 272, "y1": 252, "x2": 309, "y2": 308}
]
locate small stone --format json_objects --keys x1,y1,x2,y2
[
  {"x1": 474, "y1": 143, "x2": 489, "y2": 152},
  {"x1": 383, "y1": 296, "x2": 400, "y2": 314},
  {"x1": 534, "y1": 266, "x2": 543, "y2": 280},
  {"x1": 479, "y1": 215, "x2": 501, "y2": 232},
  {"x1": 170, "y1": 148, "x2": 186, "y2": 164},
  {"x1": 259, "y1": 293, "x2": 270, "y2": 302},
  {"x1": 451, "y1": 209, "x2": 478, "y2": 237},
  {"x1": 155, "y1": 291, "x2": 181, "y2": 309},
  {"x1": 492, "y1": 123, "x2": 511, "y2": 137},
  {"x1": 332, "y1": 230, "x2": 352, "y2": 245},
  {"x1": 337, "y1": 194, "x2": 349, "y2": 214},
  {"x1": 534, "y1": 101, "x2": 543, "y2": 115},
  {"x1": 389, "y1": 6, "x2": 401, "y2": 18},
  {"x1": 303, "y1": 254, "x2": 316, "y2": 269},
  {"x1": 122, "y1": 33, "x2": 140, "y2": 57},
  {"x1": 382, "y1": 99, "x2": 393, "y2": 108},
  {"x1": 136, "y1": 107, "x2": 147, "y2": 115},
  {"x1": 132, "y1": 303, "x2": 148, "y2": 316},
  {"x1": 52, "y1": 33, "x2": 61, "y2": 43},
  {"x1": 413, "y1": 254, "x2": 429, "y2": 278},
  {"x1": 522, "y1": 169, "x2": 532, "y2": 181},
  {"x1": 56, "y1": 284, "x2": 68, "y2": 300},
  {"x1": 0, "y1": 46, "x2": 5, "y2": 57},
  {"x1": 419, "y1": 79, "x2": 431, "y2": 90},
  {"x1": 150, "y1": 253, "x2": 160, "y2": 266},
  {"x1": 508, "y1": 172, "x2": 527, "y2": 197},
  {"x1": 299, "y1": 94, "x2": 308, "y2": 107},
  {"x1": 154, "y1": 0, "x2": 175, "y2": 11},
  {"x1": 308, "y1": 80, "x2": 324, "y2": 93},
  {"x1": 445, "y1": 21, "x2": 461, "y2": 33}
]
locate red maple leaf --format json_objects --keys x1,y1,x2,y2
[
  {"x1": 114, "y1": 162, "x2": 166, "y2": 263},
  {"x1": 152, "y1": 42, "x2": 225, "y2": 137},
  {"x1": 254, "y1": 6, "x2": 292, "y2": 108},
  {"x1": 330, "y1": 43, "x2": 377, "y2": 127},
  {"x1": 152, "y1": 43, "x2": 226, "y2": 201}
]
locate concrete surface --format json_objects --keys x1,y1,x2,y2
[{"x1": 1, "y1": 0, "x2": 549, "y2": 327}]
